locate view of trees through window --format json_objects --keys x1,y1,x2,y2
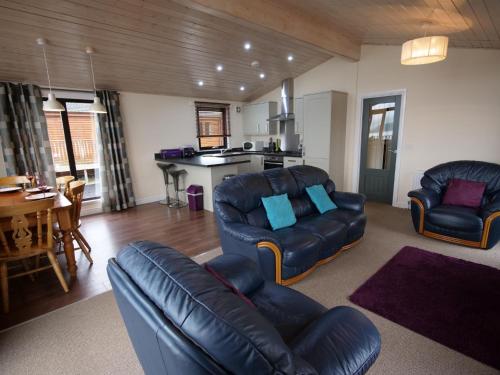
[
  {"x1": 197, "y1": 108, "x2": 228, "y2": 149},
  {"x1": 45, "y1": 100, "x2": 101, "y2": 200}
]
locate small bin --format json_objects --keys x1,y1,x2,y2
[{"x1": 186, "y1": 185, "x2": 204, "y2": 211}]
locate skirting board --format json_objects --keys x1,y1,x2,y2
[{"x1": 135, "y1": 195, "x2": 164, "y2": 205}]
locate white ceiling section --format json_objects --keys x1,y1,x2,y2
[{"x1": 0, "y1": 0, "x2": 498, "y2": 101}]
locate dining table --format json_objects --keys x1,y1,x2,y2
[{"x1": 0, "y1": 190, "x2": 78, "y2": 278}]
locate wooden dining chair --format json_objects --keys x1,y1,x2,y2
[
  {"x1": 0, "y1": 198, "x2": 69, "y2": 313},
  {"x1": 55, "y1": 181, "x2": 93, "y2": 265},
  {"x1": 56, "y1": 175, "x2": 75, "y2": 195},
  {"x1": 0, "y1": 176, "x2": 31, "y2": 188}
]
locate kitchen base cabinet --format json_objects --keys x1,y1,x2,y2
[
  {"x1": 249, "y1": 155, "x2": 264, "y2": 173},
  {"x1": 284, "y1": 157, "x2": 303, "y2": 168}
]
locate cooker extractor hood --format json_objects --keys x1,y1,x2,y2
[{"x1": 267, "y1": 78, "x2": 294, "y2": 121}]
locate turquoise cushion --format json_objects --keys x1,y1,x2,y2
[
  {"x1": 261, "y1": 194, "x2": 297, "y2": 231},
  {"x1": 306, "y1": 184, "x2": 337, "y2": 214}
]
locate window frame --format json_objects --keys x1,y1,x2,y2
[
  {"x1": 44, "y1": 97, "x2": 101, "y2": 201},
  {"x1": 195, "y1": 102, "x2": 231, "y2": 150}
]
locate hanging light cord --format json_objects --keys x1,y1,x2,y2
[
  {"x1": 88, "y1": 52, "x2": 97, "y2": 95},
  {"x1": 41, "y1": 45, "x2": 53, "y2": 93}
]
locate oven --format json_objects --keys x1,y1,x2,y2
[{"x1": 264, "y1": 155, "x2": 284, "y2": 170}]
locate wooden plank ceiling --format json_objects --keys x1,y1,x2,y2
[
  {"x1": 0, "y1": 0, "x2": 498, "y2": 101},
  {"x1": 281, "y1": 0, "x2": 500, "y2": 49}
]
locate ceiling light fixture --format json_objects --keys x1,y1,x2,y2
[
  {"x1": 287, "y1": 54, "x2": 294, "y2": 62},
  {"x1": 244, "y1": 42, "x2": 251, "y2": 50},
  {"x1": 259, "y1": 72, "x2": 266, "y2": 79},
  {"x1": 401, "y1": 22, "x2": 448, "y2": 65},
  {"x1": 239, "y1": 86, "x2": 245, "y2": 91},
  {"x1": 198, "y1": 80, "x2": 204, "y2": 86},
  {"x1": 216, "y1": 64, "x2": 223, "y2": 72},
  {"x1": 36, "y1": 38, "x2": 65, "y2": 112},
  {"x1": 85, "y1": 47, "x2": 107, "y2": 114}
]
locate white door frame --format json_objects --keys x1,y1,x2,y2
[{"x1": 352, "y1": 89, "x2": 407, "y2": 207}]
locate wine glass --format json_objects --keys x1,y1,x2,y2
[{"x1": 25, "y1": 171, "x2": 35, "y2": 190}]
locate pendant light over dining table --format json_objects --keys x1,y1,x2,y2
[
  {"x1": 401, "y1": 22, "x2": 448, "y2": 66},
  {"x1": 85, "y1": 46, "x2": 107, "y2": 114},
  {"x1": 37, "y1": 38, "x2": 65, "y2": 112}
]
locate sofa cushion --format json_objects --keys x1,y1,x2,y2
[
  {"x1": 262, "y1": 194, "x2": 297, "y2": 231},
  {"x1": 426, "y1": 205, "x2": 483, "y2": 233},
  {"x1": 442, "y1": 178, "x2": 486, "y2": 208},
  {"x1": 295, "y1": 216, "x2": 347, "y2": 259},
  {"x1": 289, "y1": 165, "x2": 332, "y2": 195},
  {"x1": 306, "y1": 184, "x2": 338, "y2": 214},
  {"x1": 272, "y1": 228, "x2": 322, "y2": 268},
  {"x1": 291, "y1": 306, "x2": 381, "y2": 375},
  {"x1": 263, "y1": 168, "x2": 300, "y2": 198},
  {"x1": 420, "y1": 160, "x2": 500, "y2": 202},
  {"x1": 214, "y1": 173, "x2": 272, "y2": 213},
  {"x1": 116, "y1": 241, "x2": 295, "y2": 374},
  {"x1": 321, "y1": 209, "x2": 367, "y2": 243},
  {"x1": 249, "y1": 282, "x2": 327, "y2": 343}
]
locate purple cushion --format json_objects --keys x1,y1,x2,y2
[{"x1": 442, "y1": 178, "x2": 486, "y2": 208}]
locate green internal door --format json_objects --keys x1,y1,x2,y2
[{"x1": 359, "y1": 95, "x2": 401, "y2": 203}]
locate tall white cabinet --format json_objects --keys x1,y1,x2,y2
[
  {"x1": 242, "y1": 102, "x2": 278, "y2": 136},
  {"x1": 303, "y1": 91, "x2": 347, "y2": 190}
]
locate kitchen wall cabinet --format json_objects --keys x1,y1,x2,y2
[
  {"x1": 294, "y1": 97, "x2": 304, "y2": 136},
  {"x1": 242, "y1": 102, "x2": 278, "y2": 136},
  {"x1": 284, "y1": 156, "x2": 303, "y2": 168},
  {"x1": 303, "y1": 91, "x2": 347, "y2": 190}
]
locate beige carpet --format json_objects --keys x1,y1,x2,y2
[{"x1": 1, "y1": 203, "x2": 499, "y2": 374}]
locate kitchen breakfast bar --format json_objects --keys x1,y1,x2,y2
[{"x1": 155, "y1": 154, "x2": 250, "y2": 212}]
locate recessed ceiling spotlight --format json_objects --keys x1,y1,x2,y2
[
  {"x1": 240, "y1": 85, "x2": 245, "y2": 91},
  {"x1": 216, "y1": 64, "x2": 223, "y2": 72},
  {"x1": 287, "y1": 54, "x2": 294, "y2": 61},
  {"x1": 244, "y1": 42, "x2": 251, "y2": 50},
  {"x1": 198, "y1": 80, "x2": 204, "y2": 86},
  {"x1": 259, "y1": 72, "x2": 266, "y2": 79}
]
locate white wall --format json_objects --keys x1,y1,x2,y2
[
  {"x1": 254, "y1": 45, "x2": 500, "y2": 207},
  {"x1": 119, "y1": 92, "x2": 244, "y2": 204}
]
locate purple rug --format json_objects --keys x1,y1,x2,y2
[{"x1": 349, "y1": 246, "x2": 500, "y2": 370}]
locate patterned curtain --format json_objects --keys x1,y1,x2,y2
[
  {"x1": 96, "y1": 90, "x2": 135, "y2": 212},
  {"x1": 0, "y1": 83, "x2": 56, "y2": 186}
]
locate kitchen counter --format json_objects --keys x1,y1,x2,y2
[{"x1": 155, "y1": 155, "x2": 250, "y2": 167}]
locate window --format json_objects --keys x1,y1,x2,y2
[
  {"x1": 195, "y1": 102, "x2": 231, "y2": 149},
  {"x1": 45, "y1": 99, "x2": 101, "y2": 200}
]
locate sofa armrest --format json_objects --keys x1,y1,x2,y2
[
  {"x1": 291, "y1": 306, "x2": 381, "y2": 375},
  {"x1": 331, "y1": 191, "x2": 366, "y2": 212},
  {"x1": 205, "y1": 254, "x2": 264, "y2": 295},
  {"x1": 408, "y1": 188, "x2": 441, "y2": 210},
  {"x1": 480, "y1": 194, "x2": 500, "y2": 220},
  {"x1": 221, "y1": 222, "x2": 278, "y2": 245}
]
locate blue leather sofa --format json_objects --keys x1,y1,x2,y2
[
  {"x1": 107, "y1": 241, "x2": 381, "y2": 375},
  {"x1": 213, "y1": 165, "x2": 367, "y2": 285},
  {"x1": 408, "y1": 160, "x2": 500, "y2": 249}
]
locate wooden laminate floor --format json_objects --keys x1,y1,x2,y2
[{"x1": 0, "y1": 203, "x2": 220, "y2": 331}]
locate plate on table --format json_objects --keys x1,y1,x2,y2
[
  {"x1": 0, "y1": 187, "x2": 22, "y2": 193},
  {"x1": 26, "y1": 186, "x2": 54, "y2": 193},
  {"x1": 25, "y1": 192, "x2": 57, "y2": 200}
]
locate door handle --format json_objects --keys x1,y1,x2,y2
[{"x1": 388, "y1": 149, "x2": 398, "y2": 154}]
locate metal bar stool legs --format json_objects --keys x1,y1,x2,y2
[
  {"x1": 156, "y1": 163, "x2": 175, "y2": 205},
  {"x1": 168, "y1": 169, "x2": 187, "y2": 208}
]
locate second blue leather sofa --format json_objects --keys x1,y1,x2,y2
[
  {"x1": 107, "y1": 241, "x2": 381, "y2": 375},
  {"x1": 213, "y1": 165, "x2": 367, "y2": 285}
]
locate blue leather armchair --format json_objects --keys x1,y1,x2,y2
[
  {"x1": 213, "y1": 166, "x2": 367, "y2": 285},
  {"x1": 408, "y1": 160, "x2": 500, "y2": 249},
  {"x1": 107, "y1": 241, "x2": 381, "y2": 375}
]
